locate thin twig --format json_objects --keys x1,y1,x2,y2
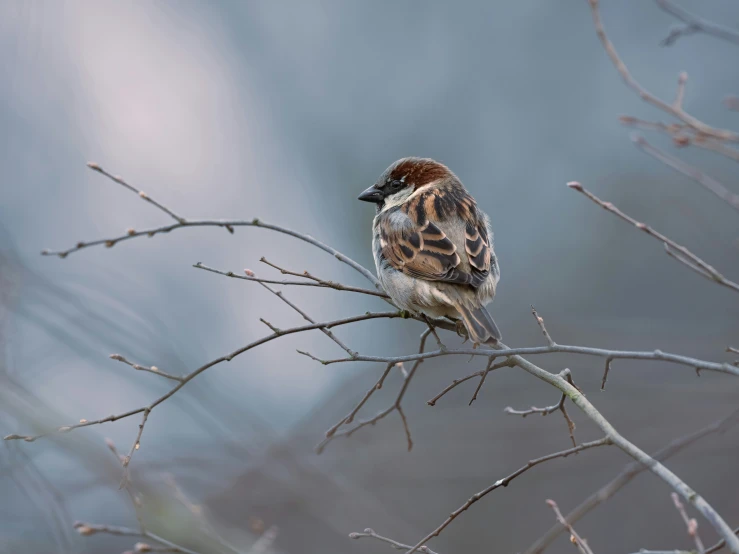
[
  {"x1": 349, "y1": 528, "x2": 438, "y2": 554},
  {"x1": 568, "y1": 181, "x2": 739, "y2": 291},
  {"x1": 109, "y1": 354, "x2": 184, "y2": 382},
  {"x1": 505, "y1": 368, "x2": 578, "y2": 447},
  {"x1": 73, "y1": 521, "x2": 197, "y2": 554},
  {"x1": 193, "y1": 262, "x2": 389, "y2": 299},
  {"x1": 600, "y1": 357, "x2": 614, "y2": 390},
  {"x1": 531, "y1": 306, "x2": 555, "y2": 347},
  {"x1": 120, "y1": 408, "x2": 150, "y2": 488},
  {"x1": 673, "y1": 492, "x2": 706, "y2": 554},
  {"x1": 87, "y1": 162, "x2": 186, "y2": 223},
  {"x1": 252, "y1": 274, "x2": 358, "y2": 358},
  {"x1": 316, "y1": 330, "x2": 433, "y2": 454},
  {"x1": 421, "y1": 314, "x2": 446, "y2": 350},
  {"x1": 401, "y1": 438, "x2": 610, "y2": 554},
  {"x1": 546, "y1": 499, "x2": 595, "y2": 554},
  {"x1": 468, "y1": 357, "x2": 514, "y2": 406}
]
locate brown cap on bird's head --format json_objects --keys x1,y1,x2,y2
[
  {"x1": 385, "y1": 157, "x2": 454, "y2": 190},
  {"x1": 358, "y1": 157, "x2": 459, "y2": 204}
]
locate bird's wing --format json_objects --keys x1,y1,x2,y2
[{"x1": 378, "y1": 190, "x2": 491, "y2": 287}]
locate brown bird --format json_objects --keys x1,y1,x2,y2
[{"x1": 358, "y1": 157, "x2": 501, "y2": 344}]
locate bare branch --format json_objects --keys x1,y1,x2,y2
[
  {"x1": 301, "y1": 342, "x2": 739, "y2": 378},
  {"x1": 600, "y1": 357, "x2": 614, "y2": 390},
  {"x1": 401, "y1": 438, "x2": 610, "y2": 554},
  {"x1": 585, "y1": 0, "x2": 739, "y2": 142},
  {"x1": 656, "y1": 0, "x2": 739, "y2": 47},
  {"x1": 531, "y1": 306, "x2": 555, "y2": 347},
  {"x1": 673, "y1": 492, "x2": 706, "y2": 554},
  {"x1": 73, "y1": 521, "x2": 198, "y2": 554},
  {"x1": 120, "y1": 408, "x2": 150, "y2": 488},
  {"x1": 349, "y1": 528, "x2": 439, "y2": 554},
  {"x1": 546, "y1": 499, "x2": 595, "y2": 554},
  {"x1": 505, "y1": 368, "x2": 578, "y2": 447},
  {"x1": 86, "y1": 162, "x2": 186, "y2": 223},
  {"x1": 251, "y1": 272, "x2": 358, "y2": 358},
  {"x1": 193, "y1": 261, "x2": 389, "y2": 299},
  {"x1": 316, "y1": 329, "x2": 433, "y2": 454},
  {"x1": 632, "y1": 135, "x2": 739, "y2": 213},
  {"x1": 109, "y1": 354, "x2": 184, "y2": 382},
  {"x1": 425, "y1": 359, "x2": 510, "y2": 407},
  {"x1": 468, "y1": 356, "x2": 514, "y2": 406},
  {"x1": 568, "y1": 181, "x2": 739, "y2": 292}
]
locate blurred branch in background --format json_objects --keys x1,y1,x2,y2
[{"x1": 656, "y1": 0, "x2": 739, "y2": 47}]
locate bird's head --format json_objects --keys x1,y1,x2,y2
[{"x1": 358, "y1": 157, "x2": 457, "y2": 212}]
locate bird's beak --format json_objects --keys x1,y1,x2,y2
[{"x1": 358, "y1": 185, "x2": 384, "y2": 203}]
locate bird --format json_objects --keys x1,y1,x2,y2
[{"x1": 358, "y1": 157, "x2": 501, "y2": 344}]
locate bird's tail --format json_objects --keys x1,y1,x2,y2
[{"x1": 458, "y1": 304, "x2": 502, "y2": 344}]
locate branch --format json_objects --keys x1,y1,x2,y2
[
  {"x1": 315, "y1": 329, "x2": 433, "y2": 454},
  {"x1": 672, "y1": 492, "x2": 706, "y2": 554},
  {"x1": 523, "y1": 407, "x2": 739, "y2": 554},
  {"x1": 349, "y1": 528, "x2": 439, "y2": 554},
  {"x1": 121, "y1": 408, "x2": 150, "y2": 488},
  {"x1": 505, "y1": 368, "x2": 578, "y2": 447},
  {"x1": 109, "y1": 354, "x2": 184, "y2": 382},
  {"x1": 656, "y1": 0, "x2": 739, "y2": 47},
  {"x1": 400, "y1": 438, "x2": 610, "y2": 554},
  {"x1": 586, "y1": 0, "x2": 739, "y2": 142},
  {"x1": 193, "y1": 261, "x2": 389, "y2": 299},
  {"x1": 303, "y1": 343, "x2": 739, "y2": 378},
  {"x1": 87, "y1": 162, "x2": 186, "y2": 223},
  {"x1": 546, "y1": 499, "x2": 595, "y2": 554},
  {"x1": 568, "y1": 181, "x2": 739, "y2": 292},
  {"x1": 73, "y1": 521, "x2": 197, "y2": 554},
  {"x1": 250, "y1": 271, "x2": 358, "y2": 358}
]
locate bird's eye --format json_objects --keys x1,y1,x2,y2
[{"x1": 389, "y1": 180, "x2": 404, "y2": 191}]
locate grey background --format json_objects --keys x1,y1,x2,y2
[{"x1": 1, "y1": 1, "x2": 738, "y2": 553}]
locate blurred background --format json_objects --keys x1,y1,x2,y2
[{"x1": 1, "y1": 1, "x2": 738, "y2": 553}]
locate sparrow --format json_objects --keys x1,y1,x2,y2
[{"x1": 358, "y1": 157, "x2": 501, "y2": 344}]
